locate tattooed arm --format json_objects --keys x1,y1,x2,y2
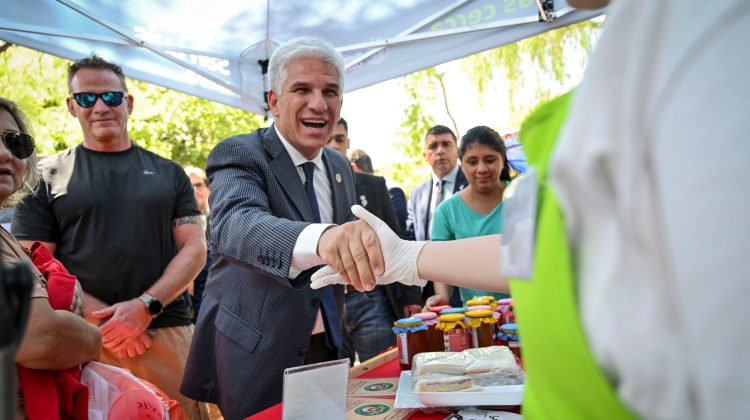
[{"x1": 145, "y1": 215, "x2": 208, "y2": 304}]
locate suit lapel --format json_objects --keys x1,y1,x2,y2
[
  {"x1": 263, "y1": 127, "x2": 315, "y2": 222},
  {"x1": 353, "y1": 171, "x2": 366, "y2": 208},
  {"x1": 322, "y1": 149, "x2": 349, "y2": 224}
]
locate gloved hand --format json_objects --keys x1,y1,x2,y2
[{"x1": 311, "y1": 205, "x2": 428, "y2": 290}]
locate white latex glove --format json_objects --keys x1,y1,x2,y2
[{"x1": 311, "y1": 205, "x2": 428, "y2": 290}]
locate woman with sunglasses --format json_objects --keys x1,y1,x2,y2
[
  {"x1": 424, "y1": 126, "x2": 513, "y2": 308},
  {"x1": 0, "y1": 97, "x2": 101, "y2": 418}
]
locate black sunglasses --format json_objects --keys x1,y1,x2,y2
[
  {"x1": 1, "y1": 131, "x2": 35, "y2": 160},
  {"x1": 72, "y1": 91, "x2": 127, "y2": 108}
]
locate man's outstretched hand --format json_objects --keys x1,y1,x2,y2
[
  {"x1": 312, "y1": 205, "x2": 428, "y2": 291},
  {"x1": 316, "y1": 213, "x2": 385, "y2": 292}
]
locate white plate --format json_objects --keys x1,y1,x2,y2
[{"x1": 394, "y1": 371, "x2": 524, "y2": 408}]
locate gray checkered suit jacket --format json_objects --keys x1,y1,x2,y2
[{"x1": 181, "y1": 126, "x2": 355, "y2": 419}]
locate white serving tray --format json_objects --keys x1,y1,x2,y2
[{"x1": 394, "y1": 371, "x2": 524, "y2": 408}]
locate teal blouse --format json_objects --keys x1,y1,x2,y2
[{"x1": 430, "y1": 191, "x2": 510, "y2": 303}]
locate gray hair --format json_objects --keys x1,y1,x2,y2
[
  {"x1": 0, "y1": 97, "x2": 40, "y2": 206},
  {"x1": 268, "y1": 37, "x2": 345, "y2": 94}
]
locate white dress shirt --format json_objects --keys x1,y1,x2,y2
[
  {"x1": 276, "y1": 127, "x2": 338, "y2": 336},
  {"x1": 275, "y1": 127, "x2": 334, "y2": 279}
]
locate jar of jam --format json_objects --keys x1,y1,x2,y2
[
  {"x1": 472, "y1": 296, "x2": 498, "y2": 312},
  {"x1": 465, "y1": 297, "x2": 490, "y2": 309},
  {"x1": 428, "y1": 305, "x2": 452, "y2": 315},
  {"x1": 393, "y1": 317, "x2": 427, "y2": 370},
  {"x1": 436, "y1": 313, "x2": 469, "y2": 352},
  {"x1": 482, "y1": 296, "x2": 499, "y2": 312},
  {"x1": 499, "y1": 323, "x2": 521, "y2": 359},
  {"x1": 412, "y1": 312, "x2": 444, "y2": 352},
  {"x1": 465, "y1": 309, "x2": 497, "y2": 348},
  {"x1": 440, "y1": 307, "x2": 465, "y2": 316},
  {"x1": 465, "y1": 305, "x2": 492, "y2": 312},
  {"x1": 500, "y1": 299, "x2": 517, "y2": 324}
]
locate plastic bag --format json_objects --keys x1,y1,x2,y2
[{"x1": 81, "y1": 362, "x2": 175, "y2": 420}]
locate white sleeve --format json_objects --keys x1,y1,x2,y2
[{"x1": 288, "y1": 223, "x2": 334, "y2": 278}]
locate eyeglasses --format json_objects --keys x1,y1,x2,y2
[
  {"x1": 1, "y1": 131, "x2": 35, "y2": 159},
  {"x1": 72, "y1": 91, "x2": 127, "y2": 108}
]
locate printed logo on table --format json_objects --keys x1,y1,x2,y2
[
  {"x1": 354, "y1": 404, "x2": 390, "y2": 416},
  {"x1": 363, "y1": 382, "x2": 394, "y2": 392}
]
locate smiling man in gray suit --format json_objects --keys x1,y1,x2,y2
[{"x1": 181, "y1": 37, "x2": 384, "y2": 419}]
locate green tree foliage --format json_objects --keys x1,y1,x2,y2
[
  {"x1": 379, "y1": 69, "x2": 439, "y2": 196},
  {"x1": 461, "y1": 19, "x2": 602, "y2": 122},
  {"x1": 0, "y1": 45, "x2": 265, "y2": 167},
  {"x1": 387, "y1": 19, "x2": 602, "y2": 193}
]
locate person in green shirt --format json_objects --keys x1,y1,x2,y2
[
  {"x1": 312, "y1": 0, "x2": 750, "y2": 417},
  {"x1": 425, "y1": 126, "x2": 513, "y2": 306}
]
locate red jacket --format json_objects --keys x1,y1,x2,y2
[{"x1": 18, "y1": 242, "x2": 88, "y2": 420}]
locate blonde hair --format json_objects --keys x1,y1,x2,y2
[{"x1": 183, "y1": 165, "x2": 207, "y2": 186}]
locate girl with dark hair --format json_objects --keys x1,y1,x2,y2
[{"x1": 425, "y1": 126, "x2": 513, "y2": 306}]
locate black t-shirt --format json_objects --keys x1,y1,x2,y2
[{"x1": 12, "y1": 144, "x2": 200, "y2": 328}]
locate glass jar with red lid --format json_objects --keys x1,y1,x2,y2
[{"x1": 412, "y1": 312, "x2": 444, "y2": 352}]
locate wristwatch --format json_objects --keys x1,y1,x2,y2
[{"x1": 138, "y1": 293, "x2": 164, "y2": 317}]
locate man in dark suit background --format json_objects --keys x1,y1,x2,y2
[
  {"x1": 349, "y1": 148, "x2": 408, "y2": 235},
  {"x1": 326, "y1": 118, "x2": 422, "y2": 365},
  {"x1": 181, "y1": 37, "x2": 384, "y2": 419},
  {"x1": 405, "y1": 125, "x2": 468, "y2": 305}
]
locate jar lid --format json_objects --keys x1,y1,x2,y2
[
  {"x1": 394, "y1": 317, "x2": 423, "y2": 327},
  {"x1": 428, "y1": 305, "x2": 452, "y2": 313},
  {"x1": 466, "y1": 309, "x2": 493, "y2": 318},
  {"x1": 500, "y1": 323, "x2": 518, "y2": 332},
  {"x1": 412, "y1": 312, "x2": 437, "y2": 320},
  {"x1": 439, "y1": 313, "x2": 465, "y2": 322},
  {"x1": 465, "y1": 298, "x2": 490, "y2": 306},
  {"x1": 440, "y1": 307, "x2": 465, "y2": 315},
  {"x1": 465, "y1": 305, "x2": 492, "y2": 312}
]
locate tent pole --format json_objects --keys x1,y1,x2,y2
[{"x1": 341, "y1": 7, "x2": 575, "y2": 70}]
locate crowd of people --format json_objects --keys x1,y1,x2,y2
[{"x1": 3, "y1": 0, "x2": 748, "y2": 418}]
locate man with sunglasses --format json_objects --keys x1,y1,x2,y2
[{"x1": 12, "y1": 55, "x2": 209, "y2": 419}]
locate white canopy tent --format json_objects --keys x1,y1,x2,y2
[{"x1": 0, "y1": 0, "x2": 601, "y2": 117}]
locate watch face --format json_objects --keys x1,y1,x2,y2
[{"x1": 148, "y1": 299, "x2": 163, "y2": 315}]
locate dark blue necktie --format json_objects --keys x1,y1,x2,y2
[{"x1": 301, "y1": 162, "x2": 343, "y2": 351}]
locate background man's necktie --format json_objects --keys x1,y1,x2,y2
[{"x1": 435, "y1": 179, "x2": 447, "y2": 207}]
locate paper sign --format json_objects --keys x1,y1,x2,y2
[
  {"x1": 451, "y1": 408, "x2": 523, "y2": 419},
  {"x1": 283, "y1": 358, "x2": 349, "y2": 420},
  {"x1": 346, "y1": 398, "x2": 411, "y2": 420},
  {"x1": 347, "y1": 378, "x2": 399, "y2": 397},
  {"x1": 501, "y1": 167, "x2": 539, "y2": 279}
]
